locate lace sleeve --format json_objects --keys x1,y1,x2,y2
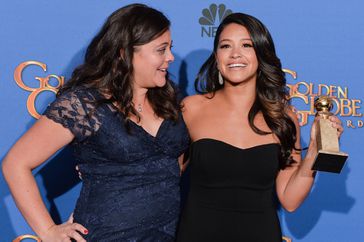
[{"x1": 43, "y1": 88, "x2": 98, "y2": 142}]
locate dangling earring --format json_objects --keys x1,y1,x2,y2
[
  {"x1": 258, "y1": 69, "x2": 262, "y2": 78},
  {"x1": 218, "y1": 71, "x2": 224, "y2": 85}
]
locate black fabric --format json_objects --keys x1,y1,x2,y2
[{"x1": 176, "y1": 138, "x2": 282, "y2": 242}]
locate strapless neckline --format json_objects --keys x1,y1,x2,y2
[
  {"x1": 191, "y1": 138, "x2": 280, "y2": 151},
  {"x1": 177, "y1": 137, "x2": 283, "y2": 241}
]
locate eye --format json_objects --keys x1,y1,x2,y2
[
  {"x1": 219, "y1": 44, "x2": 230, "y2": 49},
  {"x1": 242, "y1": 43, "x2": 253, "y2": 48},
  {"x1": 157, "y1": 48, "x2": 167, "y2": 54}
]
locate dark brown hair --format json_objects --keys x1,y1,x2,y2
[
  {"x1": 59, "y1": 3, "x2": 179, "y2": 125},
  {"x1": 195, "y1": 13, "x2": 297, "y2": 168}
]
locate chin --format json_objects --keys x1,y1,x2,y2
[
  {"x1": 228, "y1": 75, "x2": 257, "y2": 84},
  {"x1": 226, "y1": 78, "x2": 245, "y2": 84},
  {"x1": 154, "y1": 80, "x2": 167, "y2": 88}
]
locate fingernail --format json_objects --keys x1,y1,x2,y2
[{"x1": 84, "y1": 229, "x2": 88, "y2": 234}]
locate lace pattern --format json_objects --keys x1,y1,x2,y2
[
  {"x1": 43, "y1": 86, "x2": 190, "y2": 241},
  {"x1": 44, "y1": 87, "x2": 101, "y2": 142}
]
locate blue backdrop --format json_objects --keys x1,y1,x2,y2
[{"x1": 1, "y1": 1, "x2": 363, "y2": 241}]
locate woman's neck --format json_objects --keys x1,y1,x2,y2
[
  {"x1": 132, "y1": 86, "x2": 148, "y2": 113},
  {"x1": 218, "y1": 81, "x2": 256, "y2": 110}
]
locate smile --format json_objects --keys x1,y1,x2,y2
[{"x1": 227, "y1": 63, "x2": 247, "y2": 68}]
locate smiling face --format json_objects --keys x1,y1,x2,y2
[
  {"x1": 132, "y1": 30, "x2": 174, "y2": 89},
  {"x1": 215, "y1": 23, "x2": 258, "y2": 86}
]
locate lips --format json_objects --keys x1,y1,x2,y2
[
  {"x1": 227, "y1": 63, "x2": 247, "y2": 68},
  {"x1": 157, "y1": 67, "x2": 168, "y2": 72}
]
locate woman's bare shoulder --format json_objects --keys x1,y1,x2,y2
[
  {"x1": 183, "y1": 93, "x2": 214, "y2": 108},
  {"x1": 182, "y1": 94, "x2": 207, "y2": 107},
  {"x1": 181, "y1": 94, "x2": 211, "y2": 121}
]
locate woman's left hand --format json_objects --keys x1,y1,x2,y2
[
  {"x1": 329, "y1": 115, "x2": 344, "y2": 138},
  {"x1": 310, "y1": 115, "x2": 344, "y2": 143}
]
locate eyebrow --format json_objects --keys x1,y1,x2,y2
[
  {"x1": 156, "y1": 41, "x2": 172, "y2": 47},
  {"x1": 219, "y1": 38, "x2": 252, "y2": 42}
]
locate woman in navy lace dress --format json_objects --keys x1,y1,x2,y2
[{"x1": 2, "y1": 4, "x2": 189, "y2": 241}]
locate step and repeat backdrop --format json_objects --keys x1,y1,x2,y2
[{"x1": 1, "y1": 0, "x2": 363, "y2": 241}]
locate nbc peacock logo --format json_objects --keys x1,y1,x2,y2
[{"x1": 199, "y1": 3, "x2": 233, "y2": 37}]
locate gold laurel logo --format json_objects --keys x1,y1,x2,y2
[
  {"x1": 13, "y1": 234, "x2": 41, "y2": 242},
  {"x1": 282, "y1": 236, "x2": 292, "y2": 242},
  {"x1": 14, "y1": 61, "x2": 64, "y2": 119}
]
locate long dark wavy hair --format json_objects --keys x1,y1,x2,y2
[
  {"x1": 59, "y1": 4, "x2": 179, "y2": 125},
  {"x1": 195, "y1": 13, "x2": 297, "y2": 168}
]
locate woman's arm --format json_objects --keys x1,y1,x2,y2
[
  {"x1": 2, "y1": 116, "x2": 87, "y2": 241},
  {"x1": 275, "y1": 109, "x2": 343, "y2": 212},
  {"x1": 178, "y1": 154, "x2": 190, "y2": 176}
]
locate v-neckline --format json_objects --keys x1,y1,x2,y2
[
  {"x1": 128, "y1": 118, "x2": 167, "y2": 139},
  {"x1": 99, "y1": 94, "x2": 168, "y2": 139}
]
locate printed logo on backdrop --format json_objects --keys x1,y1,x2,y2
[
  {"x1": 14, "y1": 61, "x2": 64, "y2": 119},
  {"x1": 13, "y1": 63, "x2": 362, "y2": 128},
  {"x1": 199, "y1": 4, "x2": 233, "y2": 37},
  {"x1": 284, "y1": 69, "x2": 363, "y2": 129}
]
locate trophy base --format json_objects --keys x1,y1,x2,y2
[{"x1": 312, "y1": 150, "x2": 348, "y2": 173}]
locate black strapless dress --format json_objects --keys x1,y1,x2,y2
[{"x1": 176, "y1": 138, "x2": 282, "y2": 242}]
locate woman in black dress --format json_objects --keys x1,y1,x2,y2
[
  {"x1": 177, "y1": 13, "x2": 343, "y2": 242},
  {"x1": 2, "y1": 4, "x2": 189, "y2": 241}
]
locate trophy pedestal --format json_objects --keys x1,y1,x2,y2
[
  {"x1": 312, "y1": 150, "x2": 348, "y2": 173},
  {"x1": 310, "y1": 96, "x2": 348, "y2": 174}
]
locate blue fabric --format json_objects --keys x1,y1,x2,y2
[{"x1": 44, "y1": 86, "x2": 190, "y2": 241}]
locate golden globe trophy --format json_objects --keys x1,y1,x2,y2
[{"x1": 311, "y1": 96, "x2": 348, "y2": 173}]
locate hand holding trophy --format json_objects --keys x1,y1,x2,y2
[{"x1": 311, "y1": 96, "x2": 348, "y2": 173}]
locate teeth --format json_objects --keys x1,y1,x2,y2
[
  {"x1": 228, "y1": 63, "x2": 247, "y2": 68},
  {"x1": 159, "y1": 68, "x2": 166, "y2": 72}
]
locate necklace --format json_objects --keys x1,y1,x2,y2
[
  {"x1": 137, "y1": 103, "x2": 143, "y2": 112},
  {"x1": 135, "y1": 96, "x2": 146, "y2": 113}
]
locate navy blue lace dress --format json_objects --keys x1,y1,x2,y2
[{"x1": 44, "y1": 87, "x2": 190, "y2": 242}]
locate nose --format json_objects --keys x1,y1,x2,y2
[
  {"x1": 166, "y1": 48, "x2": 175, "y2": 63},
  {"x1": 230, "y1": 47, "x2": 242, "y2": 59}
]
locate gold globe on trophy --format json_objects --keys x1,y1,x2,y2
[{"x1": 311, "y1": 96, "x2": 348, "y2": 173}]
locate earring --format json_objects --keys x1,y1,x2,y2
[{"x1": 218, "y1": 71, "x2": 224, "y2": 85}]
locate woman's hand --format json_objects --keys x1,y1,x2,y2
[
  {"x1": 40, "y1": 218, "x2": 88, "y2": 242},
  {"x1": 179, "y1": 160, "x2": 189, "y2": 176},
  {"x1": 310, "y1": 115, "x2": 344, "y2": 144},
  {"x1": 329, "y1": 115, "x2": 344, "y2": 138}
]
